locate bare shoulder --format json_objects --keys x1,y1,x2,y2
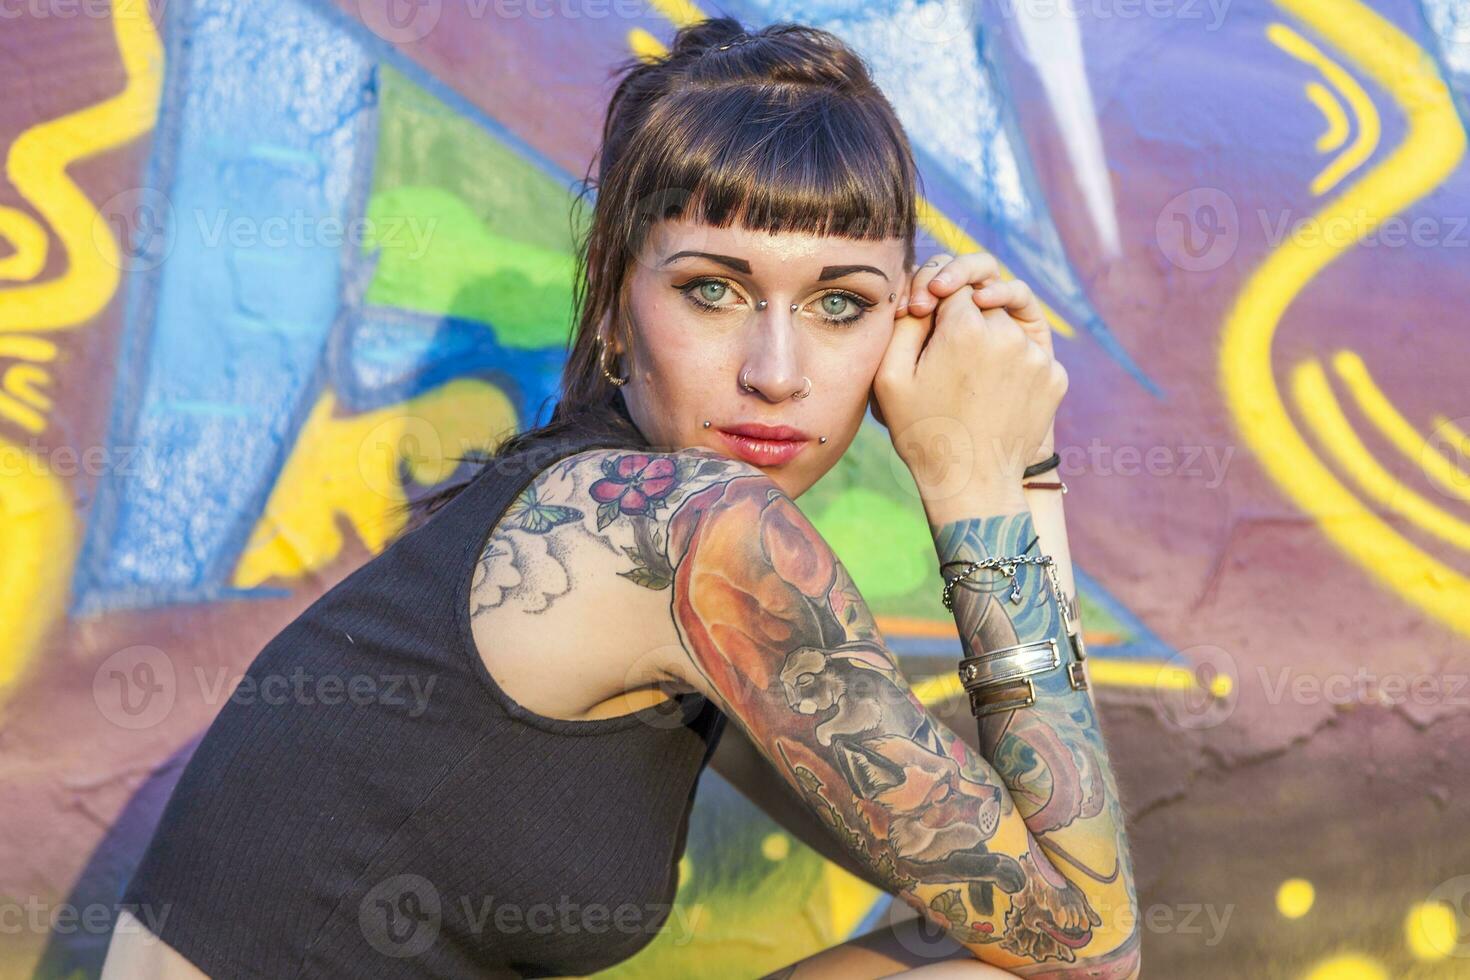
[
  {"x1": 466, "y1": 445, "x2": 772, "y2": 715},
  {"x1": 469, "y1": 445, "x2": 765, "y2": 612}
]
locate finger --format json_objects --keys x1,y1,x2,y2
[
  {"x1": 922, "y1": 251, "x2": 1003, "y2": 303},
  {"x1": 925, "y1": 282, "x2": 985, "y2": 361},
  {"x1": 973, "y1": 279, "x2": 1052, "y2": 355},
  {"x1": 903, "y1": 253, "x2": 956, "y2": 316},
  {"x1": 973, "y1": 278, "x2": 1042, "y2": 321},
  {"x1": 879, "y1": 303, "x2": 939, "y2": 381},
  {"x1": 975, "y1": 301, "x2": 1038, "y2": 355}
]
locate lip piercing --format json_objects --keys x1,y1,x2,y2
[{"x1": 889, "y1": 292, "x2": 896, "y2": 302}]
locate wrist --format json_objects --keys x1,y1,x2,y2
[{"x1": 922, "y1": 484, "x2": 1030, "y2": 530}]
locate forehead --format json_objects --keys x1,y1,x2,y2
[{"x1": 641, "y1": 215, "x2": 905, "y2": 276}]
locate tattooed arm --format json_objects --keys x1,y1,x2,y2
[
  {"x1": 932, "y1": 497, "x2": 1139, "y2": 979},
  {"x1": 522, "y1": 446, "x2": 1138, "y2": 976}
]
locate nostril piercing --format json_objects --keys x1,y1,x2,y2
[
  {"x1": 756, "y1": 299, "x2": 768, "y2": 311},
  {"x1": 790, "y1": 303, "x2": 798, "y2": 312}
]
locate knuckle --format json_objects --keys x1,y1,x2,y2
[
  {"x1": 936, "y1": 293, "x2": 976, "y2": 328},
  {"x1": 994, "y1": 322, "x2": 1026, "y2": 348},
  {"x1": 1052, "y1": 362, "x2": 1070, "y2": 392}
]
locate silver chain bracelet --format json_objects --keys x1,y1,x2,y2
[
  {"x1": 941, "y1": 554, "x2": 1054, "y2": 609},
  {"x1": 942, "y1": 554, "x2": 1090, "y2": 716}
]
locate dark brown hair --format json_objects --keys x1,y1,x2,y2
[{"x1": 401, "y1": 16, "x2": 921, "y2": 525}]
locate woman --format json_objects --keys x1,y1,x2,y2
[{"x1": 103, "y1": 17, "x2": 1138, "y2": 979}]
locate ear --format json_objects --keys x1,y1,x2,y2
[
  {"x1": 834, "y1": 738, "x2": 906, "y2": 800},
  {"x1": 829, "y1": 642, "x2": 895, "y2": 674}
]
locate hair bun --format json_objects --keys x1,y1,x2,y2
[{"x1": 669, "y1": 16, "x2": 757, "y2": 57}]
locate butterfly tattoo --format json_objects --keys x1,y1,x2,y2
[{"x1": 501, "y1": 482, "x2": 584, "y2": 534}]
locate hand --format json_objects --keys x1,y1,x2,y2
[
  {"x1": 870, "y1": 252, "x2": 1067, "y2": 511},
  {"x1": 870, "y1": 252, "x2": 1060, "y2": 467}
]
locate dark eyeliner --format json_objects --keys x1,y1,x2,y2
[
  {"x1": 673, "y1": 278, "x2": 876, "y2": 326},
  {"x1": 674, "y1": 277, "x2": 741, "y2": 313},
  {"x1": 818, "y1": 290, "x2": 877, "y2": 326}
]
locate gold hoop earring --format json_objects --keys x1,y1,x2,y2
[{"x1": 599, "y1": 337, "x2": 627, "y2": 386}]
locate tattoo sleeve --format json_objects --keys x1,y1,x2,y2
[
  {"x1": 932, "y1": 508, "x2": 1140, "y2": 977},
  {"x1": 543, "y1": 447, "x2": 1139, "y2": 976}
]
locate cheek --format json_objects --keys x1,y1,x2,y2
[
  {"x1": 860, "y1": 325, "x2": 895, "y2": 371},
  {"x1": 630, "y1": 295, "x2": 699, "y2": 382},
  {"x1": 640, "y1": 316, "x2": 739, "y2": 393}
]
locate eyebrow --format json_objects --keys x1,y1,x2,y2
[{"x1": 661, "y1": 251, "x2": 890, "y2": 282}]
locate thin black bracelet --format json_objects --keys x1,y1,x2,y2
[{"x1": 1023, "y1": 452, "x2": 1061, "y2": 478}]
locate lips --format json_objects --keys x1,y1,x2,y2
[
  {"x1": 713, "y1": 423, "x2": 812, "y2": 467},
  {"x1": 719, "y1": 422, "x2": 811, "y2": 441}
]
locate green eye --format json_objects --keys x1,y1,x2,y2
[
  {"x1": 822, "y1": 294, "x2": 853, "y2": 318},
  {"x1": 678, "y1": 278, "x2": 742, "y2": 313},
  {"x1": 811, "y1": 291, "x2": 875, "y2": 327},
  {"x1": 676, "y1": 278, "x2": 875, "y2": 327}
]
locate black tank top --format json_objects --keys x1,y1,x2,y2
[{"x1": 120, "y1": 418, "x2": 728, "y2": 978}]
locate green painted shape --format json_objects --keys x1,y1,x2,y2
[
  {"x1": 798, "y1": 422, "x2": 949, "y2": 621},
  {"x1": 813, "y1": 487, "x2": 932, "y2": 602},
  {"x1": 363, "y1": 186, "x2": 576, "y2": 347},
  {"x1": 363, "y1": 64, "x2": 587, "y2": 346}
]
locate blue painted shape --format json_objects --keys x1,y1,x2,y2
[
  {"x1": 330, "y1": 305, "x2": 569, "y2": 430},
  {"x1": 300, "y1": 0, "x2": 578, "y2": 192},
  {"x1": 72, "y1": 0, "x2": 375, "y2": 614}
]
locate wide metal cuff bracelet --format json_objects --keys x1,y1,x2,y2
[{"x1": 957, "y1": 637, "x2": 1088, "y2": 717}]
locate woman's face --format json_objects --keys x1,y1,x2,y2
[{"x1": 616, "y1": 215, "x2": 907, "y2": 499}]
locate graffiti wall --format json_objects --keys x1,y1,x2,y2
[{"x1": 3, "y1": 0, "x2": 1468, "y2": 976}]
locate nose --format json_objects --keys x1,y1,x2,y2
[{"x1": 738, "y1": 306, "x2": 808, "y2": 402}]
